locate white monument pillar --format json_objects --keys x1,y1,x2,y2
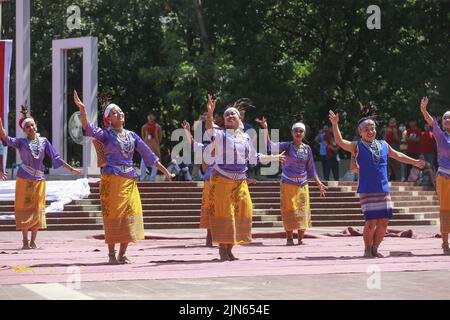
[
  {"x1": 52, "y1": 37, "x2": 99, "y2": 176},
  {"x1": 15, "y1": 0, "x2": 30, "y2": 158}
]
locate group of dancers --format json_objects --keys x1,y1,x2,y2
[{"x1": 0, "y1": 92, "x2": 449, "y2": 262}]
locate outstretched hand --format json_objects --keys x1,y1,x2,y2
[
  {"x1": 207, "y1": 94, "x2": 217, "y2": 116},
  {"x1": 415, "y1": 159, "x2": 426, "y2": 169},
  {"x1": 0, "y1": 171, "x2": 7, "y2": 181},
  {"x1": 420, "y1": 96, "x2": 429, "y2": 113},
  {"x1": 182, "y1": 120, "x2": 191, "y2": 132},
  {"x1": 255, "y1": 117, "x2": 268, "y2": 129},
  {"x1": 328, "y1": 110, "x2": 339, "y2": 126},
  {"x1": 318, "y1": 182, "x2": 328, "y2": 197},
  {"x1": 72, "y1": 168, "x2": 82, "y2": 176},
  {"x1": 277, "y1": 151, "x2": 286, "y2": 165},
  {"x1": 166, "y1": 172, "x2": 176, "y2": 181},
  {"x1": 73, "y1": 90, "x2": 86, "y2": 111}
]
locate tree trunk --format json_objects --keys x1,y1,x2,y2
[{"x1": 193, "y1": 0, "x2": 214, "y2": 92}]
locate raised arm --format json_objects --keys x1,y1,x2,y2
[
  {"x1": 420, "y1": 96, "x2": 433, "y2": 126},
  {"x1": 328, "y1": 110, "x2": 356, "y2": 154},
  {"x1": 205, "y1": 94, "x2": 217, "y2": 132},
  {"x1": 182, "y1": 120, "x2": 194, "y2": 144},
  {"x1": 388, "y1": 144, "x2": 425, "y2": 168},
  {"x1": 255, "y1": 117, "x2": 270, "y2": 146},
  {"x1": 73, "y1": 90, "x2": 88, "y2": 130}
]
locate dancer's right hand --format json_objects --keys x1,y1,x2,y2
[
  {"x1": 182, "y1": 120, "x2": 191, "y2": 132},
  {"x1": 420, "y1": 96, "x2": 429, "y2": 114},
  {"x1": 328, "y1": 110, "x2": 339, "y2": 126},
  {"x1": 73, "y1": 90, "x2": 86, "y2": 112},
  {"x1": 207, "y1": 94, "x2": 217, "y2": 116},
  {"x1": 0, "y1": 171, "x2": 6, "y2": 181},
  {"x1": 255, "y1": 117, "x2": 268, "y2": 129}
]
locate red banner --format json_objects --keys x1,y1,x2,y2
[{"x1": 0, "y1": 40, "x2": 13, "y2": 172}]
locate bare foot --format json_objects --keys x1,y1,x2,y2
[
  {"x1": 442, "y1": 243, "x2": 450, "y2": 255},
  {"x1": 286, "y1": 238, "x2": 295, "y2": 246},
  {"x1": 371, "y1": 246, "x2": 385, "y2": 258},
  {"x1": 363, "y1": 248, "x2": 373, "y2": 258},
  {"x1": 22, "y1": 240, "x2": 31, "y2": 250},
  {"x1": 206, "y1": 235, "x2": 213, "y2": 247},
  {"x1": 219, "y1": 247, "x2": 231, "y2": 261},
  {"x1": 228, "y1": 251, "x2": 239, "y2": 261},
  {"x1": 117, "y1": 255, "x2": 132, "y2": 264},
  {"x1": 108, "y1": 253, "x2": 118, "y2": 265}
]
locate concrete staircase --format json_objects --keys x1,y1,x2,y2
[{"x1": 0, "y1": 181, "x2": 440, "y2": 231}]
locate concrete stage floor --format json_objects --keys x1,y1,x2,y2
[{"x1": 0, "y1": 227, "x2": 449, "y2": 300}]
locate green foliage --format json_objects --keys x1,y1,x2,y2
[{"x1": 2, "y1": 0, "x2": 449, "y2": 161}]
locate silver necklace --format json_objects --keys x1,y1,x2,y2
[
  {"x1": 111, "y1": 128, "x2": 134, "y2": 158},
  {"x1": 28, "y1": 134, "x2": 43, "y2": 159},
  {"x1": 291, "y1": 142, "x2": 308, "y2": 160},
  {"x1": 362, "y1": 139, "x2": 381, "y2": 163}
]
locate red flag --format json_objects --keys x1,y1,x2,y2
[{"x1": 0, "y1": 40, "x2": 13, "y2": 172}]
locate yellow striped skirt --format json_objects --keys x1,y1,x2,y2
[
  {"x1": 14, "y1": 177, "x2": 46, "y2": 230},
  {"x1": 208, "y1": 173, "x2": 252, "y2": 245},
  {"x1": 199, "y1": 180, "x2": 211, "y2": 229},
  {"x1": 100, "y1": 173, "x2": 145, "y2": 244},
  {"x1": 280, "y1": 182, "x2": 312, "y2": 231},
  {"x1": 436, "y1": 175, "x2": 450, "y2": 233}
]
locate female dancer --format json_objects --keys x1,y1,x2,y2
[
  {"x1": 420, "y1": 96, "x2": 450, "y2": 254},
  {"x1": 0, "y1": 105, "x2": 81, "y2": 249},
  {"x1": 328, "y1": 110, "x2": 425, "y2": 257},
  {"x1": 205, "y1": 95, "x2": 285, "y2": 261},
  {"x1": 257, "y1": 117, "x2": 327, "y2": 245},
  {"x1": 73, "y1": 90, "x2": 175, "y2": 264}
]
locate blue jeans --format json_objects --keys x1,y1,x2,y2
[
  {"x1": 167, "y1": 162, "x2": 192, "y2": 181},
  {"x1": 423, "y1": 152, "x2": 435, "y2": 171},
  {"x1": 140, "y1": 159, "x2": 158, "y2": 181}
]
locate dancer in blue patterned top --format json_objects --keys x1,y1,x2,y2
[{"x1": 329, "y1": 110, "x2": 425, "y2": 258}]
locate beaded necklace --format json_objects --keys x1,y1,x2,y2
[
  {"x1": 361, "y1": 139, "x2": 381, "y2": 163},
  {"x1": 27, "y1": 134, "x2": 43, "y2": 159},
  {"x1": 111, "y1": 128, "x2": 134, "y2": 158},
  {"x1": 291, "y1": 142, "x2": 308, "y2": 160}
]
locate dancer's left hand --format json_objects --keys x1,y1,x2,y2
[
  {"x1": 318, "y1": 182, "x2": 328, "y2": 197},
  {"x1": 165, "y1": 173, "x2": 176, "y2": 181},
  {"x1": 415, "y1": 159, "x2": 426, "y2": 169},
  {"x1": 72, "y1": 168, "x2": 82, "y2": 176},
  {"x1": 0, "y1": 171, "x2": 7, "y2": 180}
]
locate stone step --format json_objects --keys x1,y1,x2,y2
[{"x1": 60, "y1": 194, "x2": 440, "y2": 207}]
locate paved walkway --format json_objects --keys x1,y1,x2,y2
[{"x1": 0, "y1": 227, "x2": 449, "y2": 299}]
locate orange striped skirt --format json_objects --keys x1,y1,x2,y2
[
  {"x1": 208, "y1": 173, "x2": 252, "y2": 245},
  {"x1": 14, "y1": 177, "x2": 46, "y2": 230},
  {"x1": 436, "y1": 175, "x2": 450, "y2": 233},
  {"x1": 280, "y1": 182, "x2": 311, "y2": 231},
  {"x1": 100, "y1": 173, "x2": 144, "y2": 244},
  {"x1": 199, "y1": 180, "x2": 211, "y2": 229}
]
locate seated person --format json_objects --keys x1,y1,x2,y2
[{"x1": 407, "y1": 154, "x2": 435, "y2": 187}]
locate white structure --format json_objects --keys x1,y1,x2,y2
[
  {"x1": 15, "y1": 0, "x2": 30, "y2": 147},
  {"x1": 52, "y1": 36, "x2": 99, "y2": 176}
]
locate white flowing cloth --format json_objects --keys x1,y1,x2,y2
[{"x1": 0, "y1": 178, "x2": 91, "y2": 220}]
